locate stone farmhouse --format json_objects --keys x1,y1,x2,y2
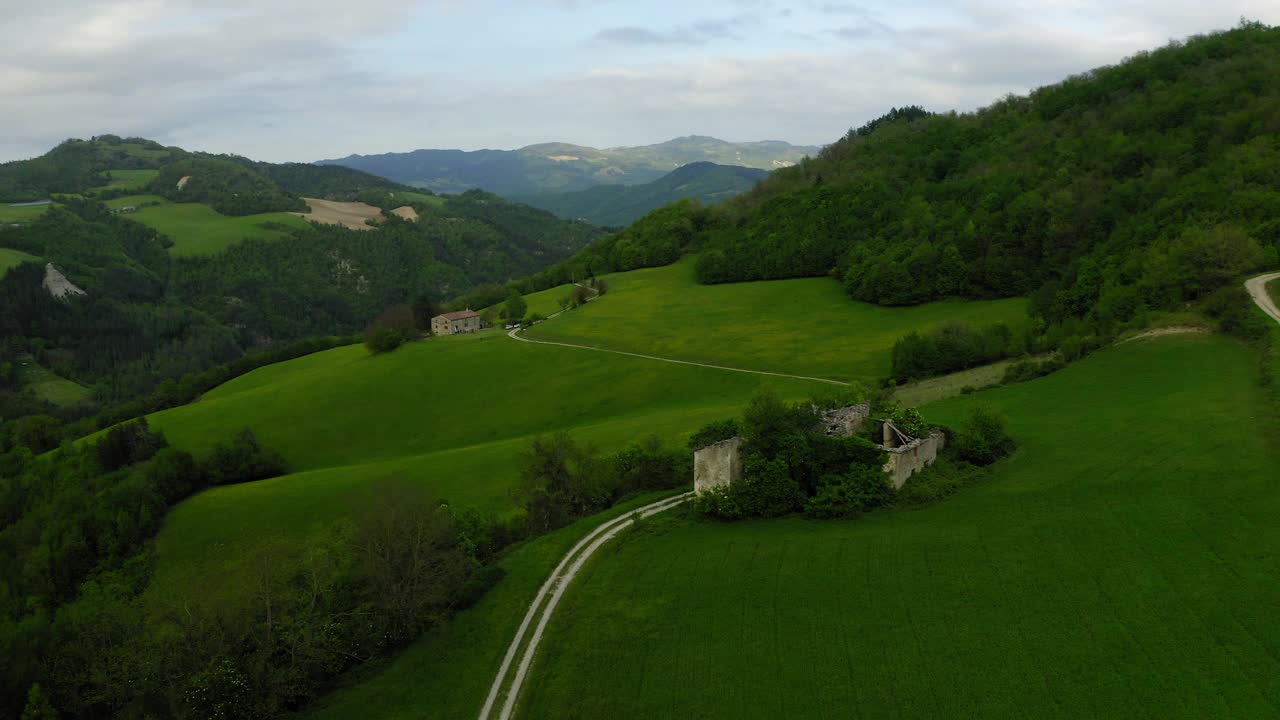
[
  {"x1": 432, "y1": 310, "x2": 484, "y2": 336},
  {"x1": 693, "y1": 403, "x2": 946, "y2": 493}
]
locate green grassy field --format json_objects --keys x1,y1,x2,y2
[
  {"x1": 107, "y1": 195, "x2": 309, "y2": 256},
  {"x1": 17, "y1": 361, "x2": 92, "y2": 406},
  {"x1": 94, "y1": 168, "x2": 159, "y2": 193},
  {"x1": 301, "y1": 489, "x2": 682, "y2": 720},
  {"x1": 516, "y1": 334, "x2": 1280, "y2": 719},
  {"x1": 145, "y1": 331, "x2": 830, "y2": 602},
  {"x1": 524, "y1": 258, "x2": 1027, "y2": 381},
  {"x1": 0, "y1": 203, "x2": 52, "y2": 223},
  {"x1": 0, "y1": 247, "x2": 42, "y2": 274}
]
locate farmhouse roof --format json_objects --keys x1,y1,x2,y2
[{"x1": 437, "y1": 310, "x2": 481, "y2": 321}]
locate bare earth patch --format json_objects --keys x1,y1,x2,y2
[
  {"x1": 390, "y1": 205, "x2": 418, "y2": 221},
  {"x1": 293, "y1": 198, "x2": 384, "y2": 231},
  {"x1": 1120, "y1": 325, "x2": 1210, "y2": 343}
]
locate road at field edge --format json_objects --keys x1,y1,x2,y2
[
  {"x1": 1246, "y1": 272, "x2": 1280, "y2": 324},
  {"x1": 478, "y1": 492, "x2": 695, "y2": 720}
]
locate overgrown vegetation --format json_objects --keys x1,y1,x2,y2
[
  {"x1": 519, "y1": 434, "x2": 689, "y2": 533},
  {"x1": 693, "y1": 391, "x2": 1015, "y2": 521}
]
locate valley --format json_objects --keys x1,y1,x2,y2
[{"x1": 2, "y1": 19, "x2": 1280, "y2": 720}]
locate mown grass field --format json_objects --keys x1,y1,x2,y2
[
  {"x1": 0, "y1": 247, "x2": 42, "y2": 274},
  {"x1": 146, "y1": 331, "x2": 829, "y2": 602},
  {"x1": 520, "y1": 335, "x2": 1280, "y2": 719},
  {"x1": 106, "y1": 194, "x2": 309, "y2": 256},
  {"x1": 17, "y1": 361, "x2": 92, "y2": 406},
  {"x1": 0, "y1": 203, "x2": 52, "y2": 223},
  {"x1": 524, "y1": 257, "x2": 1027, "y2": 381}
]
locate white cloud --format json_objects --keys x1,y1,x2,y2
[{"x1": 0, "y1": 0, "x2": 1277, "y2": 162}]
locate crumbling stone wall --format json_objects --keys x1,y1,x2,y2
[
  {"x1": 693, "y1": 437, "x2": 743, "y2": 493},
  {"x1": 882, "y1": 430, "x2": 946, "y2": 489},
  {"x1": 821, "y1": 403, "x2": 870, "y2": 437}
]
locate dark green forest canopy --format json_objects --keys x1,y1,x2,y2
[{"x1": 522, "y1": 23, "x2": 1280, "y2": 323}]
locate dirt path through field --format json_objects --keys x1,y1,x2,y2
[
  {"x1": 478, "y1": 492, "x2": 694, "y2": 720},
  {"x1": 1246, "y1": 272, "x2": 1280, "y2": 324}
]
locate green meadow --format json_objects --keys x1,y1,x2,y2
[
  {"x1": 95, "y1": 168, "x2": 159, "y2": 193},
  {"x1": 17, "y1": 361, "x2": 92, "y2": 406},
  {"x1": 145, "y1": 331, "x2": 829, "y2": 600},
  {"x1": 524, "y1": 257, "x2": 1028, "y2": 381},
  {"x1": 0, "y1": 247, "x2": 42, "y2": 274},
  {"x1": 517, "y1": 335, "x2": 1280, "y2": 719},
  {"x1": 106, "y1": 194, "x2": 308, "y2": 256},
  {"x1": 0, "y1": 203, "x2": 52, "y2": 223}
]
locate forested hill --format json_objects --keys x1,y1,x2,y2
[
  {"x1": 520, "y1": 22, "x2": 1280, "y2": 325},
  {"x1": 513, "y1": 162, "x2": 768, "y2": 227},
  {"x1": 0, "y1": 139, "x2": 604, "y2": 411},
  {"x1": 317, "y1": 136, "x2": 816, "y2": 196}
]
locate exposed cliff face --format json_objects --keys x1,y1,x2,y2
[{"x1": 42, "y1": 262, "x2": 85, "y2": 299}]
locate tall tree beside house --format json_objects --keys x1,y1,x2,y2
[{"x1": 504, "y1": 290, "x2": 528, "y2": 321}]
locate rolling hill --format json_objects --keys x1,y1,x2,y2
[
  {"x1": 520, "y1": 23, "x2": 1280, "y2": 326},
  {"x1": 0, "y1": 137, "x2": 606, "y2": 405},
  {"x1": 513, "y1": 162, "x2": 768, "y2": 227},
  {"x1": 317, "y1": 136, "x2": 816, "y2": 196},
  {"x1": 518, "y1": 333, "x2": 1280, "y2": 719}
]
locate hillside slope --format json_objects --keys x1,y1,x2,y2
[
  {"x1": 523, "y1": 23, "x2": 1280, "y2": 328},
  {"x1": 0, "y1": 138, "x2": 605, "y2": 405},
  {"x1": 317, "y1": 136, "x2": 815, "y2": 196},
  {"x1": 521, "y1": 334, "x2": 1280, "y2": 719},
  {"x1": 513, "y1": 162, "x2": 767, "y2": 227}
]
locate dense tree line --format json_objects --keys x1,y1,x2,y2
[
  {"x1": 149, "y1": 157, "x2": 308, "y2": 216},
  {"x1": 0, "y1": 136, "x2": 170, "y2": 203},
  {"x1": 890, "y1": 323, "x2": 1023, "y2": 383},
  {"x1": 235, "y1": 160, "x2": 421, "y2": 201}
]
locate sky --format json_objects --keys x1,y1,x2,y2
[{"x1": 1, "y1": 1, "x2": 1277, "y2": 163}]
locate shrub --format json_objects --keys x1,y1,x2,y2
[
  {"x1": 804, "y1": 463, "x2": 893, "y2": 519},
  {"x1": 693, "y1": 485, "x2": 742, "y2": 520},
  {"x1": 687, "y1": 418, "x2": 739, "y2": 450},
  {"x1": 735, "y1": 454, "x2": 804, "y2": 518},
  {"x1": 1204, "y1": 285, "x2": 1269, "y2": 341},
  {"x1": 895, "y1": 457, "x2": 988, "y2": 506},
  {"x1": 1002, "y1": 358, "x2": 1064, "y2": 384},
  {"x1": 453, "y1": 565, "x2": 507, "y2": 611},
  {"x1": 205, "y1": 429, "x2": 287, "y2": 485},
  {"x1": 365, "y1": 327, "x2": 404, "y2": 354},
  {"x1": 953, "y1": 408, "x2": 1016, "y2": 466}
]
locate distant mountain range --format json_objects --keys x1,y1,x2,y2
[
  {"x1": 316, "y1": 136, "x2": 818, "y2": 196},
  {"x1": 513, "y1": 162, "x2": 768, "y2": 227}
]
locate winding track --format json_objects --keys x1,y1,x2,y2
[
  {"x1": 1246, "y1": 272, "x2": 1280, "y2": 324},
  {"x1": 478, "y1": 492, "x2": 694, "y2": 720},
  {"x1": 507, "y1": 327, "x2": 848, "y2": 386}
]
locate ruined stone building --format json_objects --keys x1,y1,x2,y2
[{"x1": 691, "y1": 403, "x2": 945, "y2": 492}]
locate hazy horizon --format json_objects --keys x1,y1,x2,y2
[{"x1": 2, "y1": 0, "x2": 1278, "y2": 164}]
